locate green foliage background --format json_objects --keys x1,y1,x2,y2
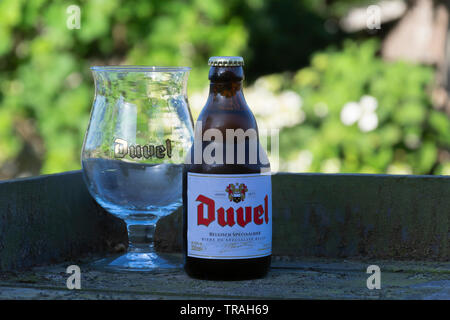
[
  {"x1": 281, "y1": 40, "x2": 449, "y2": 174},
  {"x1": 0, "y1": 0, "x2": 249, "y2": 175},
  {"x1": 0, "y1": 0, "x2": 449, "y2": 177}
]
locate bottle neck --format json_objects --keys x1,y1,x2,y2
[
  {"x1": 207, "y1": 81, "x2": 247, "y2": 110},
  {"x1": 209, "y1": 81, "x2": 243, "y2": 96},
  {"x1": 207, "y1": 66, "x2": 246, "y2": 110}
]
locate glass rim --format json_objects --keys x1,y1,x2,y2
[{"x1": 90, "y1": 65, "x2": 191, "y2": 72}]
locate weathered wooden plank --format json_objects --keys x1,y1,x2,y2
[
  {"x1": 273, "y1": 173, "x2": 449, "y2": 260},
  {"x1": 0, "y1": 171, "x2": 449, "y2": 271},
  {"x1": 156, "y1": 173, "x2": 450, "y2": 260},
  {"x1": 0, "y1": 258, "x2": 449, "y2": 300},
  {"x1": 0, "y1": 171, "x2": 127, "y2": 271}
]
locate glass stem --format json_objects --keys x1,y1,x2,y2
[{"x1": 126, "y1": 222, "x2": 157, "y2": 253}]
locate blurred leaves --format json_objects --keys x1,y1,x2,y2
[
  {"x1": 279, "y1": 39, "x2": 449, "y2": 175},
  {"x1": 0, "y1": 0, "x2": 448, "y2": 177},
  {"x1": 0, "y1": 0, "x2": 249, "y2": 176}
]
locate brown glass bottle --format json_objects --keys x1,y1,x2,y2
[{"x1": 183, "y1": 56, "x2": 271, "y2": 280}]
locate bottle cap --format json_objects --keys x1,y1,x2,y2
[{"x1": 208, "y1": 56, "x2": 244, "y2": 67}]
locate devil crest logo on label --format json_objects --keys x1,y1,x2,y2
[{"x1": 226, "y1": 183, "x2": 248, "y2": 203}]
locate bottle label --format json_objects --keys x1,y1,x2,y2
[{"x1": 187, "y1": 172, "x2": 272, "y2": 259}]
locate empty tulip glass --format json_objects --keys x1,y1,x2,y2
[{"x1": 81, "y1": 66, "x2": 193, "y2": 271}]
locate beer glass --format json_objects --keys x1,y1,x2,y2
[{"x1": 81, "y1": 66, "x2": 193, "y2": 271}]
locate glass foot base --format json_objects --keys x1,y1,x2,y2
[{"x1": 91, "y1": 251, "x2": 182, "y2": 272}]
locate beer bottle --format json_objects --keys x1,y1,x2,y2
[{"x1": 183, "y1": 56, "x2": 272, "y2": 280}]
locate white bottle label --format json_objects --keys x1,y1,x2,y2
[{"x1": 187, "y1": 172, "x2": 272, "y2": 259}]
